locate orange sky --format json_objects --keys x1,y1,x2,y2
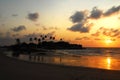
[{"x1": 0, "y1": 0, "x2": 120, "y2": 47}]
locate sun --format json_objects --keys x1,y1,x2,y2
[{"x1": 105, "y1": 39, "x2": 112, "y2": 44}]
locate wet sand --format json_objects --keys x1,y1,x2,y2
[{"x1": 0, "y1": 51, "x2": 120, "y2": 80}]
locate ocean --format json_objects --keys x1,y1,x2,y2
[{"x1": 4, "y1": 48, "x2": 120, "y2": 70}]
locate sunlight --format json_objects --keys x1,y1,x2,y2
[
  {"x1": 106, "y1": 57, "x2": 111, "y2": 69},
  {"x1": 105, "y1": 39, "x2": 112, "y2": 44}
]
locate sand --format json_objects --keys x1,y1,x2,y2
[{"x1": 0, "y1": 51, "x2": 120, "y2": 80}]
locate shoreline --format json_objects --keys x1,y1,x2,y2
[{"x1": 1, "y1": 52, "x2": 120, "y2": 80}]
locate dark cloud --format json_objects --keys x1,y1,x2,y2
[
  {"x1": 67, "y1": 23, "x2": 90, "y2": 33},
  {"x1": 90, "y1": 7, "x2": 103, "y2": 19},
  {"x1": 91, "y1": 27, "x2": 120, "y2": 37},
  {"x1": 104, "y1": 5, "x2": 120, "y2": 16},
  {"x1": 70, "y1": 11, "x2": 86, "y2": 23},
  {"x1": 89, "y1": 5, "x2": 120, "y2": 19},
  {"x1": 11, "y1": 25, "x2": 26, "y2": 32},
  {"x1": 68, "y1": 5, "x2": 120, "y2": 33},
  {"x1": 28, "y1": 12, "x2": 39, "y2": 21},
  {"x1": 101, "y1": 28, "x2": 120, "y2": 37}
]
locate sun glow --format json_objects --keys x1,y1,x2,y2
[
  {"x1": 106, "y1": 57, "x2": 111, "y2": 69},
  {"x1": 105, "y1": 39, "x2": 112, "y2": 44}
]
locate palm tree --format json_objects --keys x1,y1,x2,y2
[
  {"x1": 42, "y1": 37, "x2": 45, "y2": 41},
  {"x1": 45, "y1": 35, "x2": 47, "y2": 38},
  {"x1": 49, "y1": 36, "x2": 53, "y2": 42},
  {"x1": 49, "y1": 36, "x2": 52, "y2": 40},
  {"x1": 40, "y1": 35, "x2": 44, "y2": 42},
  {"x1": 16, "y1": 38, "x2": 21, "y2": 45},
  {"x1": 60, "y1": 38, "x2": 63, "y2": 41},
  {"x1": 38, "y1": 38, "x2": 41, "y2": 44},
  {"x1": 53, "y1": 37, "x2": 55, "y2": 40},
  {"x1": 34, "y1": 37, "x2": 37, "y2": 44},
  {"x1": 29, "y1": 38, "x2": 33, "y2": 43},
  {"x1": 52, "y1": 37, "x2": 55, "y2": 42}
]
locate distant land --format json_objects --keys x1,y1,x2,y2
[{"x1": 1, "y1": 37, "x2": 83, "y2": 56}]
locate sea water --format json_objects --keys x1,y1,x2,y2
[{"x1": 4, "y1": 48, "x2": 120, "y2": 70}]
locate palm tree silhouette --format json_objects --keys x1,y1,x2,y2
[
  {"x1": 29, "y1": 38, "x2": 33, "y2": 43},
  {"x1": 50, "y1": 36, "x2": 52, "y2": 39},
  {"x1": 45, "y1": 35, "x2": 47, "y2": 38},
  {"x1": 38, "y1": 38, "x2": 41, "y2": 44},
  {"x1": 53, "y1": 37, "x2": 55, "y2": 40},
  {"x1": 16, "y1": 38, "x2": 21, "y2": 45},
  {"x1": 42, "y1": 37, "x2": 45, "y2": 41},
  {"x1": 34, "y1": 37, "x2": 37, "y2": 44},
  {"x1": 60, "y1": 38, "x2": 63, "y2": 41}
]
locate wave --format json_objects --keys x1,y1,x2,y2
[{"x1": 55, "y1": 48, "x2": 120, "y2": 58}]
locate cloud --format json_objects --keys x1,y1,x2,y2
[
  {"x1": 24, "y1": 31, "x2": 55, "y2": 38},
  {"x1": 68, "y1": 5, "x2": 120, "y2": 33},
  {"x1": 111, "y1": 39, "x2": 116, "y2": 41},
  {"x1": 91, "y1": 27, "x2": 120, "y2": 37},
  {"x1": 104, "y1": 5, "x2": 120, "y2": 16},
  {"x1": 28, "y1": 12, "x2": 39, "y2": 21},
  {"x1": 42, "y1": 26, "x2": 47, "y2": 30},
  {"x1": 12, "y1": 14, "x2": 18, "y2": 17},
  {"x1": 46, "y1": 31, "x2": 55, "y2": 37},
  {"x1": 75, "y1": 36, "x2": 90, "y2": 40},
  {"x1": 101, "y1": 28, "x2": 120, "y2": 37},
  {"x1": 11, "y1": 25, "x2": 26, "y2": 32},
  {"x1": 67, "y1": 23, "x2": 90, "y2": 33},
  {"x1": 24, "y1": 33, "x2": 41, "y2": 38},
  {"x1": 70, "y1": 11, "x2": 86, "y2": 23},
  {"x1": 94, "y1": 38, "x2": 101, "y2": 40},
  {"x1": 75, "y1": 38, "x2": 82, "y2": 40},
  {"x1": 90, "y1": 7, "x2": 103, "y2": 19},
  {"x1": 91, "y1": 30, "x2": 100, "y2": 37},
  {"x1": 89, "y1": 5, "x2": 120, "y2": 19},
  {"x1": 41, "y1": 26, "x2": 59, "y2": 30},
  {"x1": 49, "y1": 27, "x2": 59, "y2": 30}
]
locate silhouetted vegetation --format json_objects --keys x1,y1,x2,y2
[{"x1": 6, "y1": 35, "x2": 84, "y2": 55}]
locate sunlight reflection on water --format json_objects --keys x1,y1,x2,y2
[
  {"x1": 5, "y1": 48, "x2": 120, "y2": 70},
  {"x1": 106, "y1": 57, "x2": 111, "y2": 69}
]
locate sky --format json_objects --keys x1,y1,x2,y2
[{"x1": 0, "y1": 0, "x2": 120, "y2": 47}]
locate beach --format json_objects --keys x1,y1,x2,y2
[{"x1": 0, "y1": 51, "x2": 120, "y2": 80}]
